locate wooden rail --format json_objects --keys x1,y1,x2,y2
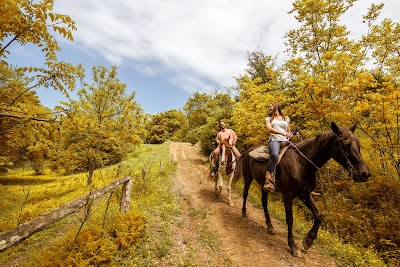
[{"x1": 0, "y1": 176, "x2": 132, "y2": 251}]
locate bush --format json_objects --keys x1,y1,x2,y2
[{"x1": 26, "y1": 210, "x2": 147, "y2": 267}]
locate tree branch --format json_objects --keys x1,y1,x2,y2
[
  {"x1": 0, "y1": 113, "x2": 55, "y2": 122},
  {"x1": 9, "y1": 74, "x2": 56, "y2": 106}
]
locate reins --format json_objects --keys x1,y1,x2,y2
[{"x1": 287, "y1": 135, "x2": 353, "y2": 180}]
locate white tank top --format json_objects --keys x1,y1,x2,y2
[{"x1": 266, "y1": 116, "x2": 290, "y2": 142}]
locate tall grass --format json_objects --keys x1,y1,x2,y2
[{"x1": 0, "y1": 142, "x2": 182, "y2": 266}]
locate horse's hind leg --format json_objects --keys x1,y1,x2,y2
[
  {"x1": 299, "y1": 194, "x2": 321, "y2": 251},
  {"x1": 261, "y1": 190, "x2": 275, "y2": 234}
]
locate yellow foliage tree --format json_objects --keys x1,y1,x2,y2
[
  {"x1": 0, "y1": 0, "x2": 79, "y2": 102},
  {"x1": 0, "y1": 64, "x2": 56, "y2": 171},
  {"x1": 52, "y1": 66, "x2": 145, "y2": 185},
  {"x1": 232, "y1": 50, "x2": 289, "y2": 149},
  {"x1": 0, "y1": 0, "x2": 80, "y2": 170},
  {"x1": 358, "y1": 14, "x2": 400, "y2": 178}
]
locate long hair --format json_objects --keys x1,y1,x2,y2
[{"x1": 270, "y1": 102, "x2": 286, "y2": 122}]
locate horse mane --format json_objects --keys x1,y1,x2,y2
[{"x1": 296, "y1": 130, "x2": 336, "y2": 151}]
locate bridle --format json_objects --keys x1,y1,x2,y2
[
  {"x1": 219, "y1": 140, "x2": 237, "y2": 168},
  {"x1": 336, "y1": 134, "x2": 354, "y2": 177}
]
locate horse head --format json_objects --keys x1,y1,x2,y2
[
  {"x1": 331, "y1": 122, "x2": 371, "y2": 182},
  {"x1": 220, "y1": 137, "x2": 232, "y2": 166}
]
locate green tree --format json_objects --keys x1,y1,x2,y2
[
  {"x1": 232, "y1": 48, "x2": 286, "y2": 150},
  {"x1": 145, "y1": 109, "x2": 188, "y2": 144},
  {"x1": 197, "y1": 90, "x2": 236, "y2": 154},
  {"x1": 245, "y1": 49, "x2": 282, "y2": 86},
  {"x1": 182, "y1": 92, "x2": 211, "y2": 129},
  {"x1": 52, "y1": 66, "x2": 145, "y2": 185}
]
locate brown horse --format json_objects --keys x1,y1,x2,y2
[{"x1": 233, "y1": 122, "x2": 370, "y2": 257}]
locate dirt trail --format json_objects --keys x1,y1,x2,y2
[{"x1": 167, "y1": 142, "x2": 338, "y2": 267}]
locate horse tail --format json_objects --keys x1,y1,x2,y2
[{"x1": 233, "y1": 154, "x2": 243, "y2": 184}]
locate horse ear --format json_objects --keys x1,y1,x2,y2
[
  {"x1": 331, "y1": 122, "x2": 340, "y2": 135},
  {"x1": 349, "y1": 122, "x2": 358, "y2": 133}
]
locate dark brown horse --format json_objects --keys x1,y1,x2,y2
[{"x1": 233, "y1": 122, "x2": 370, "y2": 257}]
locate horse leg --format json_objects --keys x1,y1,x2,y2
[
  {"x1": 283, "y1": 196, "x2": 302, "y2": 257},
  {"x1": 299, "y1": 194, "x2": 321, "y2": 251},
  {"x1": 261, "y1": 190, "x2": 275, "y2": 234},
  {"x1": 214, "y1": 173, "x2": 219, "y2": 197},
  {"x1": 241, "y1": 175, "x2": 252, "y2": 217},
  {"x1": 214, "y1": 172, "x2": 223, "y2": 197},
  {"x1": 227, "y1": 172, "x2": 234, "y2": 207},
  {"x1": 218, "y1": 172, "x2": 224, "y2": 195}
]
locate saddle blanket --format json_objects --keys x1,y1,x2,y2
[
  {"x1": 248, "y1": 146, "x2": 270, "y2": 162},
  {"x1": 248, "y1": 145, "x2": 290, "y2": 163}
]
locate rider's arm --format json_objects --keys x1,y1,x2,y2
[
  {"x1": 231, "y1": 130, "x2": 238, "y2": 146},
  {"x1": 215, "y1": 132, "x2": 221, "y2": 145}
]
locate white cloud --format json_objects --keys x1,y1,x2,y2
[{"x1": 54, "y1": 0, "x2": 400, "y2": 94}]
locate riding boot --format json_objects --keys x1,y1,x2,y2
[{"x1": 263, "y1": 171, "x2": 275, "y2": 192}]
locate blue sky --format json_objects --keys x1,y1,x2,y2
[{"x1": 7, "y1": 0, "x2": 400, "y2": 114}]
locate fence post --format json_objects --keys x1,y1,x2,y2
[
  {"x1": 120, "y1": 177, "x2": 132, "y2": 213},
  {"x1": 159, "y1": 161, "x2": 163, "y2": 173}
]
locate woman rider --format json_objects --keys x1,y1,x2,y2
[{"x1": 263, "y1": 102, "x2": 293, "y2": 192}]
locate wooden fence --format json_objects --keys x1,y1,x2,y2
[{"x1": 0, "y1": 176, "x2": 132, "y2": 252}]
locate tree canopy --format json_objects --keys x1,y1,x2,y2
[{"x1": 51, "y1": 66, "x2": 145, "y2": 185}]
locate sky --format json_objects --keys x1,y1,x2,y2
[{"x1": 7, "y1": 0, "x2": 400, "y2": 114}]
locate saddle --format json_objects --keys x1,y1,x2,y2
[{"x1": 249, "y1": 142, "x2": 290, "y2": 163}]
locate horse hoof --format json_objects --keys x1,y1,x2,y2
[
  {"x1": 291, "y1": 249, "x2": 303, "y2": 258},
  {"x1": 214, "y1": 189, "x2": 220, "y2": 197},
  {"x1": 267, "y1": 227, "x2": 276, "y2": 234},
  {"x1": 242, "y1": 212, "x2": 247, "y2": 217},
  {"x1": 302, "y1": 237, "x2": 314, "y2": 251}
]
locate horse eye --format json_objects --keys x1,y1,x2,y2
[
  {"x1": 343, "y1": 140, "x2": 352, "y2": 147},
  {"x1": 339, "y1": 139, "x2": 349, "y2": 147}
]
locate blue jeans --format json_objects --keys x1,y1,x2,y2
[{"x1": 267, "y1": 141, "x2": 280, "y2": 173}]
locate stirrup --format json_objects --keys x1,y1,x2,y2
[{"x1": 263, "y1": 182, "x2": 275, "y2": 192}]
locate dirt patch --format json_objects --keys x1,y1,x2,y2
[{"x1": 167, "y1": 142, "x2": 338, "y2": 267}]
